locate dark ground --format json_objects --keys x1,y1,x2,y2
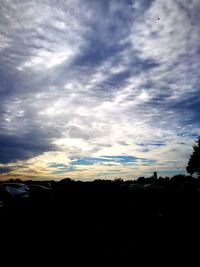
[{"x1": 0, "y1": 180, "x2": 200, "y2": 266}]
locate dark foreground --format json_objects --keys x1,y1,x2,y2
[{"x1": 1, "y1": 180, "x2": 200, "y2": 266}]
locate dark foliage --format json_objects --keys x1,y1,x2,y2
[{"x1": 186, "y1": 138, "x2": 200, "y2": 175}]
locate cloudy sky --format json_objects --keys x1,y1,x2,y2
[{"x1": 0, "y1": 0, "x2": 199, "y2": 181}]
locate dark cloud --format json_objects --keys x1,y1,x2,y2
[
  {"x1": 0, "y1": 166, "x2": 15, "y2": 174},
  {"x1": 0, "y1": 132, "x2": 57, "y2": 163}
]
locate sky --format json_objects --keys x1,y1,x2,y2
[{"x1": 0, "y1": 0, "x2": 200, "y2": 181}]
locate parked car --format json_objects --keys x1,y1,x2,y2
[
  {"x1": 0, "y1": 187, "x2": 11, "y2": 206},
  {"x1": 0, "y1": 183, "x2": 30, "y2": 199},
  {"x1": 128, "y1": 184, "x2": 144, "y2": 191},
  {"x1": 143, "y1": 184, "x2": 165, "y2": 192},
  {"x1": 0, "y1": 195, "x2": 4, "y2": 214},
  {"x1": 28, "y1": 184, "x2": 52, "y2": 197},
  {"x1": 0, "y1": 199, "x2": 4, "y2": 209}
]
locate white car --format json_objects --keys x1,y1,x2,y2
[{"x1": 0, "y1": 183, "x2": 30, "y2": 199}]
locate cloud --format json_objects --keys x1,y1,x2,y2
[
  {"x1": 0, "y1": 0, "x2": 200, "y2": 179},
  {"x1": 0, "y1": 166, "x2": 15, "y2": 174}
]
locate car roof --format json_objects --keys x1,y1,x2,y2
[{"x1": 0, "y1": 182, "x2": 27, "y2": 186}]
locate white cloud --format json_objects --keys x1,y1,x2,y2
[{"x1": 18, "y1": 49, "x2": 74, "y2": 70}]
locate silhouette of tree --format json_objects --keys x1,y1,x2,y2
[{"x1": 186, "y1": 138, "x2": 200, "y2": 175}]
